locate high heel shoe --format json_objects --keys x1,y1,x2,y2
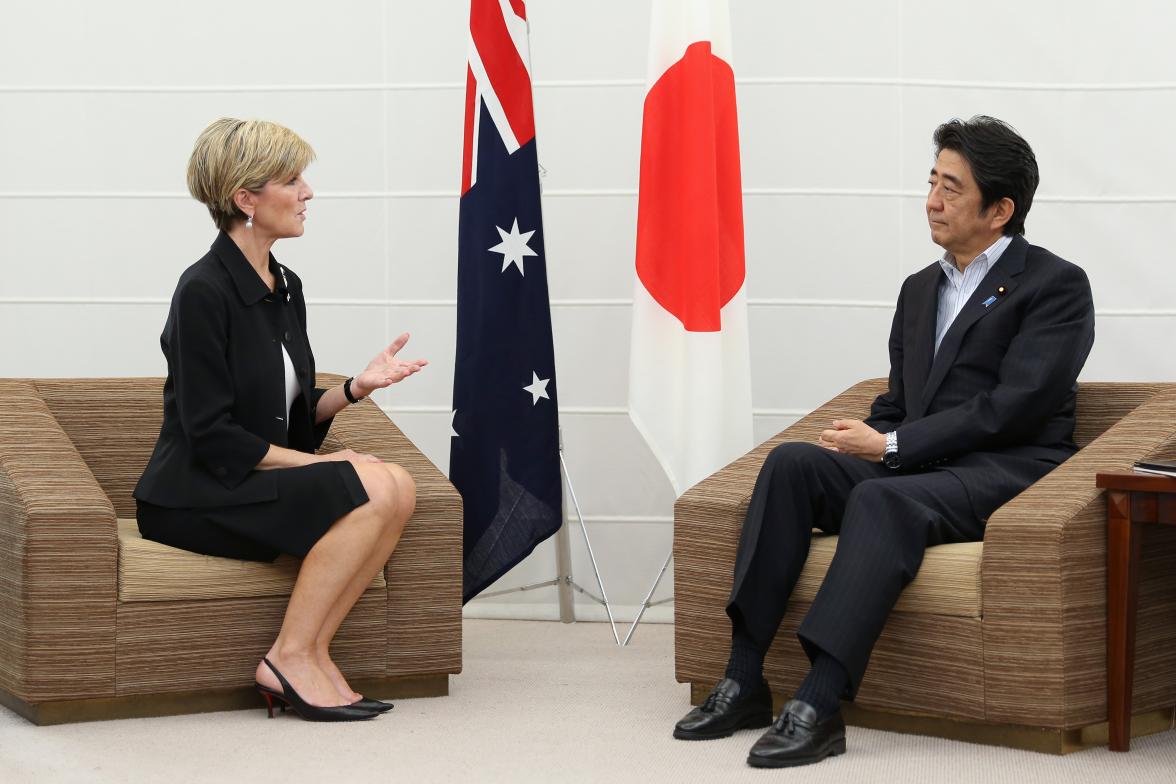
[
  {"x1": 255, "y1": 658, "x2": 378, "y2": 722},
  {"x1": 352, "y1": 697, "x2": 394, "y2": 713}
]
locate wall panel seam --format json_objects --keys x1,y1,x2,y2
[
  {"x1": 5, "y1": 77, "x2": 1176, "y2": 93},
  {"x1": 3, "y1": 189, "x2": 1174, "y2": 203},
  {"x1": 1, "y1": 297, "x2": 1172, "y2": 318}
]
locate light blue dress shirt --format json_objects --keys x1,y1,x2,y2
[{"x1": 934, "y1": 234, "x2": 1013, "y2": 355}]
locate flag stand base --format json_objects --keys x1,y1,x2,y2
[
  {"x1": 473, "y1": 429, "x2": 621, "y2": 645},
  {"x1": 622, "y1": 549, "x2": 674, "y2": 646}
]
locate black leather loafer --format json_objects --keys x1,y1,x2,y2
[
  {"x1": 673, "y1": 677, "x2": 773, "y2": 740},
  {"x1": 746, "y1": 698, "x2": 846, "y2": 768}
]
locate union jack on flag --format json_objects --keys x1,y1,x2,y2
[{"x1": 451, "y1": 0, "x2": 562, "y2": 602}]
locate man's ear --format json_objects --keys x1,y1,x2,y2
[{"x1": 988, "y1": 196, "x2": 1014, "y2": 231}]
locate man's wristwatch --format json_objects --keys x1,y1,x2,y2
[{"x1": 882, "y1": 431, "x2": 901, "y2": 469}]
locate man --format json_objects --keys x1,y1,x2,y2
[{"x1": 672, "y1": 116, "x2": 1095, "y2": 768}]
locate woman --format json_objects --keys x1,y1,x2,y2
[{"x1": 134, "y1": 118, "x2": 425, "y2": 722}]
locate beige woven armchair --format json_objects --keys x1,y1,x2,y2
[
  {"x1": 675, "y1": 380, "x2": 1176, "y2": 753},
  {"x1": 0, "y1": 375, "x2": 462, "y2": 725}
]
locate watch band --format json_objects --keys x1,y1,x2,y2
[
  {"x1": 882, "y1": 430, "x2": 900, "y2": 469},
  {"x1": 343, "y1": 377, "x2": 360, "y2": 404}
]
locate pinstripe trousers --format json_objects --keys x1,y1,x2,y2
[{"x1": 726, "y1": 441, "x2": 986, "y2": 696}]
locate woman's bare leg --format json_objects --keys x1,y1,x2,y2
[
  {"x1": 254, "y1": 463, "x2": 405, "y2": 707},
  {"x1": 315, "y1": 464, "x2": 415, "y2": 700}
]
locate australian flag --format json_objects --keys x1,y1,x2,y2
[{"x1": 451, "y1": 0, "x2": 562, "y2": 603}]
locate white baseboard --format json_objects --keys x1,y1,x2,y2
[{"x1": 462, "y1": 600, "x2": 674, "y2": 625}]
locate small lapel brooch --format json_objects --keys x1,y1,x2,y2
[{"x1": 982, "y1": 286, "x2": 1007, "y2": 308}]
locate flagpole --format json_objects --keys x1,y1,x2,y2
[{"x1": 555, "y1": 434, "x2": 575, "y2": 623}]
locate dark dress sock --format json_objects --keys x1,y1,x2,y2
[
  {"x1": 793, "y1": 652, "x2": 850, "y2": 719},
  {"x1": 724, "y1": 630, "x2": 766, "y2": 693}
]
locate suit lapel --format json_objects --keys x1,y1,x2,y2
[
  {"x1": 907, "y1": 268, "x2": 940, "y2": 420},
  {"x1": 919, "y1": 236, "x2": 1028, "y2": 412}
]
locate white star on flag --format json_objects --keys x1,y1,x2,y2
[
  {"x1": 450, "y1": 410, "x2": 459, "y2": 438},
  {"x1": 488, "y1": 218, "x2": 538, "y2": 276},
  {"x1": 523, "y1": 371, "x2": 551, "y2": 405}
]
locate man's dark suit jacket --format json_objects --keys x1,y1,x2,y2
[
  {"x1": 864, "y1": 234, "x2": 1095, "y2": 519},
  {"x1": 134, "y1": 231, "x2": 334, "y2": 509}
]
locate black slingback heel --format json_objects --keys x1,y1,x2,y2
[
  {"x1": 352, "y1": 697, "x2": 394, "y2": 713},
  {"x1": 255, "y1": 657, "x2": 378, "y2": 722}
]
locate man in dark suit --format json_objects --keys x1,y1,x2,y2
[{"x1": 672, "y1": 116, "x2": 1095, "y2": 768}]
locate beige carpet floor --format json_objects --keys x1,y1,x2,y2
[{"x1": 1, "y1": 619, "x2": 1174, "y2": 783}]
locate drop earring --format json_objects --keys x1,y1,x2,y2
[{"x1": 245, "y1": 214, "x2": 254, "y2": 229}]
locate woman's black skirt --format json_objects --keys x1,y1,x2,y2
[{"x1": 136, "y1": 461, "x2": 369, "y2": 562}]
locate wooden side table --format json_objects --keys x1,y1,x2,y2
[{"x1": 1095, "y1": 470, "x2": 1176, "y2": 751}]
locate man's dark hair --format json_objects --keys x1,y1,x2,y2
[{"x1": 933, "y1": 116, "x2": 1039, "y2": 236}]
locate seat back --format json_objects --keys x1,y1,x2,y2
[
  {"x1": 1073, "y1": 382, "x2": 1175, "y2": 448},
  {"x1": 34, "y1": 378, "x2": 164, "y2": 519}
]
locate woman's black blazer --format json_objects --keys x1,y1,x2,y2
[{"x1": 134, "y1": 231, "x2": 334, "y2": 509}]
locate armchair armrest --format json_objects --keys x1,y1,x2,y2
[
  {"x1": 314, "y1": 373, "x2": 462, "y2": 678},
  {"x1": 981, "y1": 385, "x2": 1176, "y2": 727},
  {"x1": 0, "y1": 380, "x2": 117, "y2": 703},
  {"x1": 674, "y1": 379, "x2": 885, "y2": 683}
]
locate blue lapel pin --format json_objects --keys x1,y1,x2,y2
[{"x1": 982, "y1": 286, "x2": 1007, "y2": 308}]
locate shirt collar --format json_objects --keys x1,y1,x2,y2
[
  {"x1": 938, "y1": 234, "x2": 1014, "y2": 279},
  {"x1": 210, "y1": 231, "x2": 289, "y2": 305}
]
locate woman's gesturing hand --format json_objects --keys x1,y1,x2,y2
[{"x1": 352, "y1": 332, "x2": 428, "y2": 398}]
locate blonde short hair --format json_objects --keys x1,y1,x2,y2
[{"x1": 186, "y1": 118, "x2": 316, "y2": 231}]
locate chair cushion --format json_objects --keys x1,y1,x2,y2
[
  {"x1": 793, "y1": 536, "x2": 983, "y2": 618},
  {"x1": 117, "y1": 518, "x2": 385, "y2": 602}
]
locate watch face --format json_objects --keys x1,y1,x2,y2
[{"x1": 883, "y1": 452, "x2": 901, "y2": 469}]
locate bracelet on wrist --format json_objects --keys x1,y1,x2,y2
[{"x1": 344, "y1": 377, "x2": 363, "y2": 404}]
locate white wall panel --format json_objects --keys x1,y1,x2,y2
[
  {"x1": 528, "y1": 4, "x2": 647, "y2": 82},
  {"x1": 0, "y1": 93, "x2": 388, "y2": 192},
  {"x1": 731, "y1": 2, "x2": 898, "y2": 79},
  {"x1": 532, "y1": 85, "x2": 644, "y2": 190},
  {"x1": 551, "y1": 305, "x2": 632, "y2": 408},
  {"x1": 542, "y1": 195, "x2": 638, "y2": 301},
  {"x1": 1029, "y1": 202, "x2": 1176, "y2": 313},
  {"x1": 387, "y1": 89, "x2": 465, "y2": 192},
  {"x1": 0, "y1": 0, "x2": 385, "y2": 86},
  {"x1": 0, "y1": 304, "x2": 169, "y2": 376},
  {"x1": 1080, "y1": 316, "x2": 1176, "y2": 382},
  {"x1": 902, "y1": 1, "x2": 1176, "y2": 83},
  {"x1": 0, "y1": 198, "x2": 211, "y2": 298},
  {"x1": 899, "y1": 2, "x2": 1076, "y2": 84},
  {"x1": 896, "y1": 195, "x2": 942, "y2": 277},
  {"x1": 3, "y1": 0, "x2": 1175, "y2": 623},
  {"x1": 1057, "y1": 91, "x2": 1176, "y2": 197},
  {"x1": 737, "y1": 85, "x2": 901, "y2": 191},
  {"x1": 384, "y1": 1, "x2": 469, "y2": 84},
  {"x1": 385, "y1": 198, "x2": 461, "y2": 300},
  {"x1": 301, "y1": 304, "x2": 387, "y2": 385},
  {"x1": 745, "y1": 195, "x2": 903, "y2": 301},
  {"x1": 558, "y1": 412, "x2": 677, "y2": 517},
  {"x1": 278, "y1": 198, "x2": 388, "y2": 300},
  {"x1": 750, "y1": 306, "x2": 894, "y2": 412},
  {"x1": 339, "y1": 305, "x2": 455, "y2": 407}
]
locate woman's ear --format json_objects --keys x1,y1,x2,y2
[{"x1": 232, "y1": 188, "x2": 255, "y2": 216}]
